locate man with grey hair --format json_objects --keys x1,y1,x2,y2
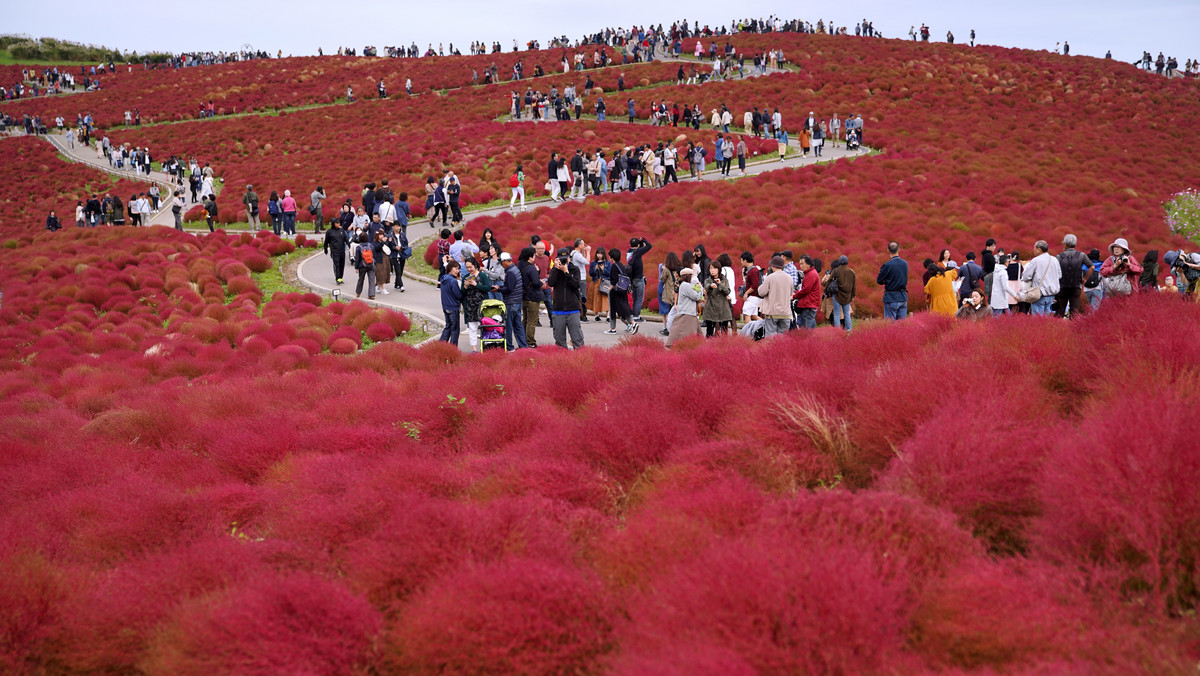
[
  {"x1": 1055, "y1": 233, "x2": 1090, "y2": 318},
  {"x1": 1022, "y1": 240, "x2": 1061, "y2": 316}
]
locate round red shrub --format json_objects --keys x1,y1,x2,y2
[
  {"x1": 386, "y1": 559, "x2": 614, "y2": 674},
  {"x1": 143, "y1": 574, "x2": 380, "y2": 675},
  {"x1": 364, "y1": 322, "x2": 396, "y2": 343},
  {"x1": 329, "y1": 338, "x2": 358, "y2": 355}
]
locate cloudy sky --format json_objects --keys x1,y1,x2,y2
[{"x1": 7, "y1": 0, "x2": 1196, "y2": 64}]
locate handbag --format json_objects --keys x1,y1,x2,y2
[
  {"x1": 1102, "y1": 273, "x2": 1133, "y2": 296},
  {"x1": 1019, "y1": 283, "x2": 1042, "y2": 303},
  {"x1": 598, "y1": 277, "x2": 613, "y2": 295}
]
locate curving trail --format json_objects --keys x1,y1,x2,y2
[{"x1": 33, "y1": 87, "x2": 875, "y2": 350}]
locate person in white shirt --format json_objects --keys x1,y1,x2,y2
[
  {"x1": 1021, "y1": 240, "x2": 1062, "y2": 316},
  {"x1": 830, "y1": 114, "x2": 841, "y2": 148}
]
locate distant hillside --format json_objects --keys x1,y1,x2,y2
[{"x1": 0, "y1": 34, "x2": 170, "y2": 64}]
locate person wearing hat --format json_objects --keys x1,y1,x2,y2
[
  {"x1": 1098, "y1": 238, "x2": 1144, "y2": 297},
  {"x1": 242, "y1": 184, "x2": 260, "y2": 230},
  {"x1": 666, "y1": 268, "x2": 704, "y2": 347},
  {"x1": 497, "y1": 252, "x2": 527, "y2": 349}
]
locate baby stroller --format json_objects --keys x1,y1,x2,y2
[
  {"x1": 479, "y1": 299, "x2": 507, "y2": 351},
  {"x1": 846, "y1": 128, "x2": 861, "y2": 151}
]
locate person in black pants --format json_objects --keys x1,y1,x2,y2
[
  {"x1": 447, "y1": 177, "x2": 463, "y2": 223},
  {"x1": 324, "y1": 216, "x2": 350, "y2": 284}
]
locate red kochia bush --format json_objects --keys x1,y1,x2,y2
[
  {"x1": 1033, "y1": 389, "x2": 1200, "y2": 615},
  {"x1": 620, "y1": 537, "x2": 911, "y2": 674},
  {"x1": 142, "y1": 573, "x2": 380, "y2": 675},
  {"x1": 386, "y1": 559, "x2": 614, "y2": 674}
]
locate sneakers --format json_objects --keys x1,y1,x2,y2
[
  {"x1": 336, "y1": 278, "x2": 343, "y2": 284},
  {"x1": 628, "y1": 323, "x2": 640, "y2": 334},
  {"x1": 604, "y1": 328, "x2": 618, "y2": 334},
  {"x1": 381, "y1": 288, "x2": 389, "y2": 295},
  {"x1": 659, "y1": 328, "x2": 670, "y2": 336}
]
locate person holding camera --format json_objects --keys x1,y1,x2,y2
[
  {"x1": 547, "y1": 248, "x2": 585, "y2": 349},
  {"x1": 627, "y1": 237, "x2": 653, "y2": 321},
  {"x1": 1098, "y1": 238, "x2": 1144, "y2": 298}
]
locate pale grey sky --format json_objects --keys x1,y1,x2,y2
[{"x1": 6, "y1": 0, "x2": 1196, "y2": 64}]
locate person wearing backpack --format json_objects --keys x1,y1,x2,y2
[
  {"x1": 605, "y1": 248, "x2": 639, "y2": 335},
  {"x1": 352, "y1": 232, "x2": 376, "y2": 299},
  {"x1": 509, "y1": 164, "x2": 525, "y2": 211},
  {"x1": 1083, "y1": 248, "x2": 1105, "y2": 309},
  {"x1": 1054, "y1": 234, "x2": 1089, "y2": 318},
  {"x1": 267, "y1": 191, "x2": 282, "y2": 235}
]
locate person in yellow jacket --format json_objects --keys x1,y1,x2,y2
[{"x1": 924, "y1": 265, "x2": 959, "y2": 316}]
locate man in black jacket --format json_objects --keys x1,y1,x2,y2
[
  {"x1": 547, "y1": 153, "x2": 559, "y2": 201},
  {"x1": 518, "y1": 247, "x2": 544, "y2": 348},
  {"x1": 547, "y1": 247, "x2": 584, "y2": 348},
  {"x1": 323, "y1": 218, "x2": 350, "y2": 284},
  {"x1": 84, "y1": 194, "x2": 102, "y2": 227},
  {"x1": 627, "y1": 237, "x2": 652, "y2": 321}
]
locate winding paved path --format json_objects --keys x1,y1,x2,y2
[{"x1": 36, "y1": 88, "x2": 874, "y2": 350}]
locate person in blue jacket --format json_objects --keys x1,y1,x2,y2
[
  {"x1": 439, "y1": 260, "x2": 463, "y2": 347},
  {"x1": 497, "y1": 252, "x2": 527, "y2": 349}
]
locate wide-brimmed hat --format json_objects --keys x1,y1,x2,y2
[{"x1": 1109, "y1": 238, "x2": 1130, "y2": 254}]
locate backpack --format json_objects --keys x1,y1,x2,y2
[
  {"x1": 360, "y1": 246, "x2": 374, "y2": 266},
  {"x1": 615, "y1": 266, "x2": 631, "y2": 292},
  {"x1": 509, "y1": 173, "x2": 520, "y2": 188},
  {"x1": 1084, "y1": 260, "x2": 1102, "y2": 288},
  {"x1": 1057, "y1": 250, "x2": 1087, "y2": 289}
]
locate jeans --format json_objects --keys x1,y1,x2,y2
[
  {"x1": 505, "y1": 302, "x2": 527, "y2": 349},
  {"x1": 597, "y1": 112, "x2": 605, "y2": 121},
  {"x1": 795, "y1": 308, "x2": 817, "y2": 329},
  {"x1": 551, "y1": 312, "x2": 584, "y2": 348},
  {"x1": 883, "y1": 299, "x2": 908, "y2": 320},
  {"x1": 282, "y1": 212, "x2": 296, "y2": 235},
  {"x1": 440, "y1": 310, "x2": 461, "y2": 347},
  {"x1": 832, "y1": 301, "x2": 852, "y2": 331},
  {"x1": 1085, "y1": 287, "x2": 1103, "y2": 310},
  {"x1": 355, "y1": 267, "x2": 376, "y2": 298},
  {"x1": 1030, "y1": 296, "x2": 1054, "y2": 316},
  {"x1": 312, "y1": 207, "x2": 324, "y2": 232},
  {"x1": 270, "y1": 213, "x2": 281, "y2": 235},
  {"x1": 631, "y1": 277, "x2": 645, "y2": 319}
]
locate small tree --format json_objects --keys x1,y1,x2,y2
[{"x1": 1165, "y1": 189, "x2": 1200, "y2": 244}]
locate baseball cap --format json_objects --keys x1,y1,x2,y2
[{"x1": 499, "y1": 252, "x2": 512, "y2": 261}]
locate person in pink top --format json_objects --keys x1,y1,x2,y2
[{"x1": 280, "y1": 189, "x2": 298, "y2": 236}]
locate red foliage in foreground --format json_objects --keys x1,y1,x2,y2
[{"x1": 0, "y1": 295, "x2": 1197, "y2": 672}]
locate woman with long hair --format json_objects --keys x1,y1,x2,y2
[
  {"x1": 587, "y1": 248, "x2": 611, "y2": 320},
  {"x1": 658, "y1": 251, "x2": 682, "y2": 336}
]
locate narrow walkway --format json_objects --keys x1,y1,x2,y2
[
  {"x1": 37, "y1": 104, "x2": 875, "y2": 351},
  {"x1": 43, "y1": 132, "x2": 181, "y2": 227}
]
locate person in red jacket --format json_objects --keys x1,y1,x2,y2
[{"x1": 791, "y1": 255, "x2": 821, "y2": 328}]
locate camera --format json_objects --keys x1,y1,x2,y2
[{"x1": 557, "y1": 255, "x2": 570, "y2": 266}]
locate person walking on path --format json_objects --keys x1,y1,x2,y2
[
  {"x1": 509, "y1": 164, "x2": 526, "y2": 211},
  {"x1": 171, "y1": 190, "x2": 185, "y2": 230},
  {"x1": 606, "y1": 248, "x2": 639, "y2": 335},
  {"x1": 243, "y1": 184, "x2": 260, "y2": 230},
  {"x1": 877, "y1": 241, "x2": 910, "y2": 320},
  {"x1": 324, "y1": 217, "x2": 350, "y2": 284},
  {"x1": 352, "y1": 232, "x2": 376, "y2": 299}
]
